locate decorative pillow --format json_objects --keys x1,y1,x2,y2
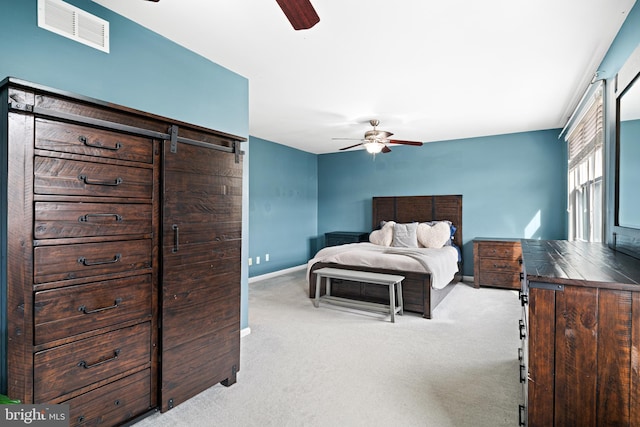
[
  {"x1": 369, "y1": 221, "x2": 395, "y2": 246},
  {"x1": 392, "y1": 222, "x2": 419, "y2": 248},
  {"x1": 417, "y1": 221, "x2": 451, "y2": 248}
]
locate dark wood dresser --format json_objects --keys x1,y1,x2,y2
[
  {"x1": 473, "y1": 238, "x2": 522, "y2": 289},
  {"x1": 519, "y1": 240, "x2": 640, "y2": 426},
  {"x1": 325, "y1": 231, "x2": 369, "y2": 247},
  {"x1": 0, "y1": 78, "x2": 244, "y2": 425}
]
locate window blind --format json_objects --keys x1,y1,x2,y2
[{"x1": 566, "y1": 87, "x2": 603, "y2": 169}]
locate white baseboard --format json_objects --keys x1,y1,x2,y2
[
  {"x1": 241, "y1": 327, "x2": 251, "y2": 338},
  {"x1": 248, "y1": 264, "x2": 306, "y2": 283},
  {"x1": 463, "y1": 275, "x2": 474, "y2": 283}
]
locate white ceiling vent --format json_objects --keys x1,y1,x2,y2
[{"x1": 38, "y1": 0, "x2": 109, "y2": 53}]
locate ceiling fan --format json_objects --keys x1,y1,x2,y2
[
  {"x1": 334, "y1": 120, "x2": 424, "y2": 154},
  {"x1": 143, "y1": 0, "x2": 319, "y2": 31}
]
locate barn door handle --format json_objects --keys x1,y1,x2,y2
[
  {"x1": 78, "y1": 298, "x2": 122, "y2": 314},
  {"x1": 78, "y1": 174, "x2": 123, "y2": 186},
  {"x1": 78, "y1": 213, "x2": 123, "y2": 222},
  {"x1": 78, "y1": 253, "x2": 121, "y2": 266},
  {"x1": 79, "y1": 135, "x2": 122, "y2": 151},
  {"x1": 172, "y1": 224, "x2": 179, "y2": 253},
  {"x1": 77, "y1": 349, "x2": 120, "y2": 369}
]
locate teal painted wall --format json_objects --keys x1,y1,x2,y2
[
  {"x1": 317, "y1": 129, "x2": 567, "y2": 276},
  {"x1": 248, "y1": 137, "x2": 318, "y2": 277},
  {"x1": 0, "y1": 0, "x2": 250, "y2": 393}
]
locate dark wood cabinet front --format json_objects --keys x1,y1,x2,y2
[
  {"x1": 520, "y1": 240, "x2": 640, "y2": 426},
  {"x1": 1, "y1": 77, "x2": 245, "y2": 425}
]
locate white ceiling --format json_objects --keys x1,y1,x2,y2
[{"x1": 92, "y1": 0, "x2": 636, "y2": 154}]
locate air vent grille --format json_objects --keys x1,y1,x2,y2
[{"x1": 38, "y1": 0, "x2": 109, "y2": 53}]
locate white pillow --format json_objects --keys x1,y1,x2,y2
[
  {"x1": 369, "y1": 221, "x2": 395, "y2": 246},
  {"x1": 417, "y1": 221, "x2": 451, "y2": 248}
]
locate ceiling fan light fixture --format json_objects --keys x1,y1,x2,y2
[{"x1": 365, "y1": 141, "x2": 385, "y2": 154}]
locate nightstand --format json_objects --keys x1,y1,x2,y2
[
  {"x1": 473, "y1": 238, "x2": 522, "y2": 289},
  {"x1": 325, "y1": 231, "x2": 370, "y2": 247}
]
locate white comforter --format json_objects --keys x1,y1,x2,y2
[{"x1": 307, "y1": 242, "x2": 459, "y2": 289}]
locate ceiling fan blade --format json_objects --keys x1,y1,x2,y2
[
  {"x1": 388, "y1": 139, "x2": 423, "y2": 146},
  {"x1": 340, "y1": 142, "x2": 364, "y2": 151},
  {"x1": 331, "y1": 137, "x2": 362, "y2": 141},
  {"x1": 144, "y1": 0, "x2": 159, "y2": 2},
  {"x1": 382, "y1": 145, "x2": 392, "y2": 153},
  {"x1": 275, "y1": 0, "x2": 320, "y2": 30}
]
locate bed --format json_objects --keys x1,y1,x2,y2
[{"x1": 307, "y1": 195, "x2": 463, "y2": 319}]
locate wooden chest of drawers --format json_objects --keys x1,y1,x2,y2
[
  {"x1": 325, "y1": 231, "x2": 370, "y2": 247},
  {"x1": 1, "y1": 78, "x2": 245, "y2": 425},
  {"x1": 473, "y1": 238, "x2": 522, "y2": 289}
]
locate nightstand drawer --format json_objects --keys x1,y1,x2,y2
[{"x1": 478, "y1": 242, "x2": 521, "y2": 260}]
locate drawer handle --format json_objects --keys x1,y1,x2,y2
[
  {"x1": 519, "y1": 404, "x2": 526, "y2": 426},
  {"x1": 172, "y1": 224, "x2": 179, "y2": 253},
  {"x1": 519, "y1": 319, "x2": 526, "y2": 339},
  {"x1": 520, "y1": 364, "x2": 526, "y2": 383},
  {"x1": 77, "y1": 349, "x2": 120, "y2": 369},
  {"x1": 78, "y1": 174, "x2": 123, "y2": 187},
  {"x1": 518, "y1": 347, "x2": 523, "y2": 361},
  {"x1": 79, "y1": 298, "x2": 122, "y2": 315},
  {"x1": 493, "y1": 263, "x2": 509, "y2": 269},
  {"x1": 78, "y1": 253, "x2": 121, "y2": 266},
  {"x1": 79, "y1": 135, "x2": 122, "y2": 151},
  {"x1": 78, "y1": 213, "x2": 123, "y2": 223}
]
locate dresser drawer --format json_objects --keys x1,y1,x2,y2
[
  {"x1": 477, "y1": 271, "x2": 521, "y2": 289},
  {"x1": 34, "y1": 202, "x2": 152, "y2": 239},
  {"x1": 478, "y1": 242, "x2": 521, "y2": 260},
  {"x1": 65, "y1": 369, "x2": 151, "y2": 427},
  {"x1": 479, "y1": 257, "x2": 521, "y2": 273},
  {"x1": 34, "y1": 156, "x2": 152, "y2": 199},
  {"x1": 34, "y1": 239, "x2": 152, "y2": 284},
  {"x1": 34, "y1": 275, "x2": 152, "y2": 346},
  {"x1": 36, "y1": 118, "x2": 154, "y2": 163},
  {"x1": 34, "y1": 322, "x2": 151, "y2": 402}
]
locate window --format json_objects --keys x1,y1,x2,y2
[{"x1": 565, "y1": 82, "x2": 604, "y2": 242}]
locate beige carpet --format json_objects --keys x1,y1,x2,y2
[{"x1": 133, "y1": 269, "x2": 521, "y2": 427}]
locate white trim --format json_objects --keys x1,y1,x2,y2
[
  {"x1": 248, "y1": 264, "x2": 306, "y2": 283},
  {"x1": 241, "y1": 327, "x2": 251, "y2": 338},
  {"x1": 462, "y1": 275, "x2": 474, "y2": 283}
]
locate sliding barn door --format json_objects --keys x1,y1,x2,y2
[{"x1": 160, "y1": 135, "x2": 242, "y2": 412}]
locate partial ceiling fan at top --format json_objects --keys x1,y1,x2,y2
[
  {"x1": 333, "y1": 120, "x2": 424, "y2": 154},
  {"x1": 143, "y1": 0, "x2": 320, "y2": 30}
]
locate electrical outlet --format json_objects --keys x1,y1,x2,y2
[
  {"x1": 256, "y1": 256, "x2": 260, "y2": 264},
  {"x1": 248, "y1": 257, "x2": 252, "y2": 266},
  {"x1": 265, "y1": 253, "x2": 270, "y2": 262}
]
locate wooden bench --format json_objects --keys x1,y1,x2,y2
[{"x1": 313, "y1": 267, "x2": 404, "y2": 322}]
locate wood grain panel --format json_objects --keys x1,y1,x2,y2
[
  {"x1": 34, "y1": 275, "x2": 152, "y2": 346},
  {"x1": 34, "y1": 156, "x2": 152, "y2": 198},
  {"x1": 35, "y1": 118, "x2": 153, "y2": 163},
  {"x1": 160, "y1": 138, "x2": 241, "y2": 412},
  {"x1": 528, "y1": 287, "x2": 556, "y2": 427},
  {"x1": 554, "y1": 286, "x2": 598, "y2": 426},
  {"x1": 35, "y1": 202, "x2": 152, "y2": 239},
  {"x1": 34, "y1": 322, "x2": 151, "y2": 402},
  {"x1": 632, "y1": 292, "x2": 640, "y2": 425},
  {"x1": 34, "y1": 239, "x2": 152, "y2": 283},
  {"x1": 64, "y1": 369, "x2": 151, "y2": 427},
  {"x1": 596, "y1": 289, "x2": 632, "y2": 425}
]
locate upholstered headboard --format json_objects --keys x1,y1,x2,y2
[{"x1": 372, "y1": 195, "x2": 463, "y2": 250}]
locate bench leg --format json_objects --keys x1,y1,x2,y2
[
  {"x1": 389, "y1": 282, "x2": 396, "y2": 323},
  {"x1": 397, "y1": 280, "x2": 404, "y2": 316},
  {"x1": 315, "y1": 274, "x2": 322, "y2": 308}
]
